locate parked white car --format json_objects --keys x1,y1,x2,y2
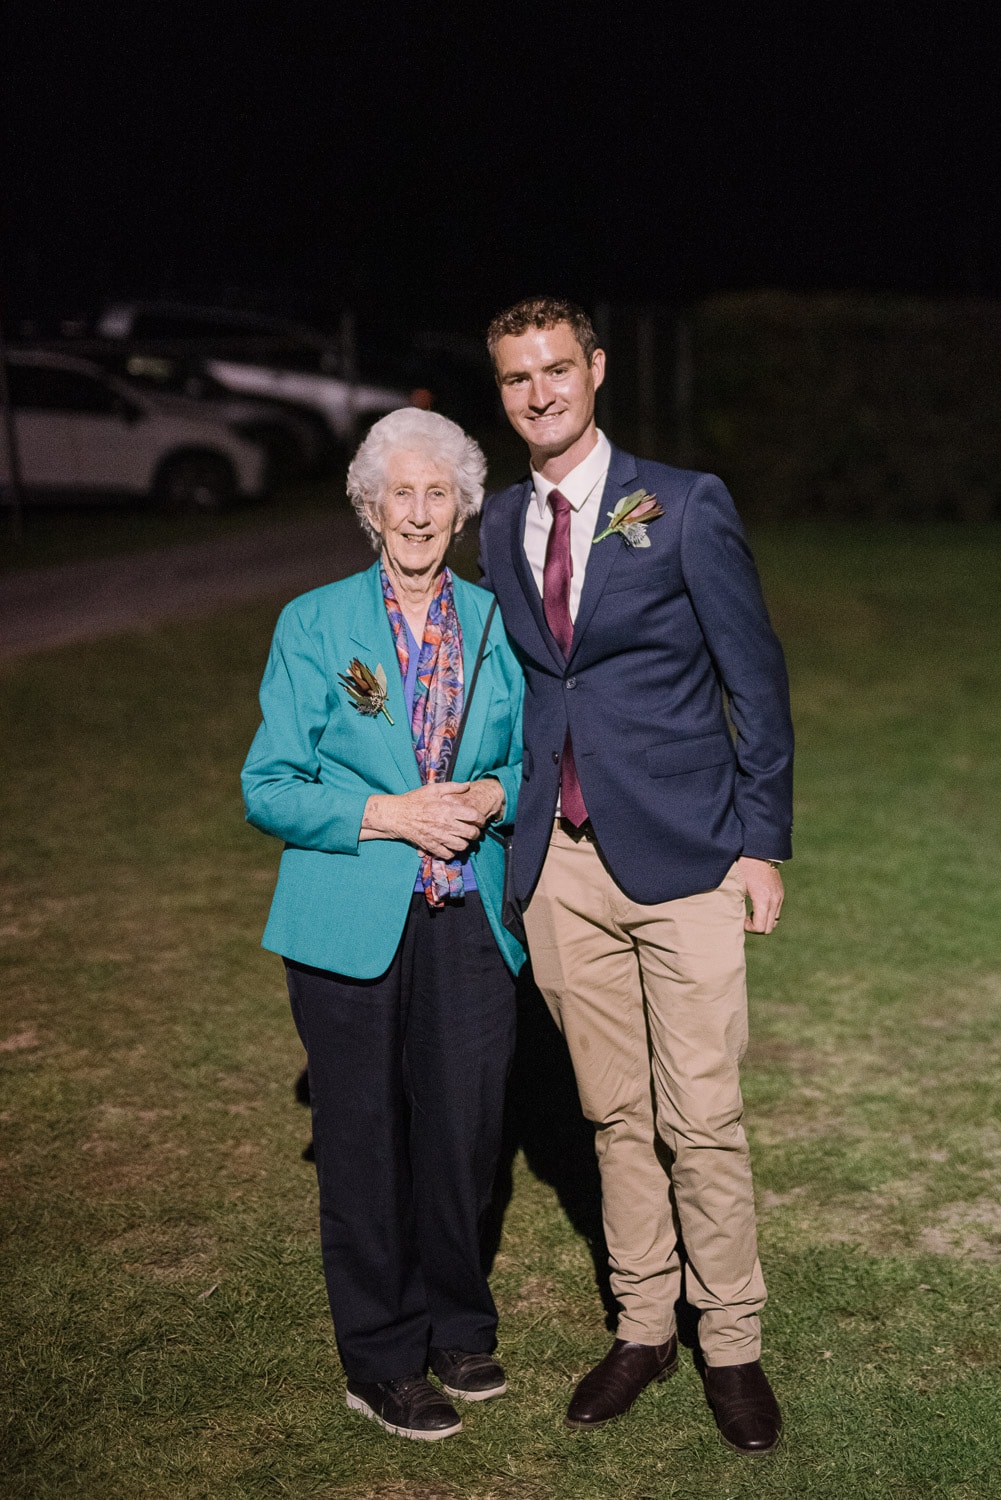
[
  {"x1": 1, "y1": 350, "x2": 268, "y2": 511},
  {"x1": 94, "y1": 301, "x2": 426, "y2": 441}
]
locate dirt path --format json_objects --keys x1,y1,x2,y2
[{"x1": 0, "y1": 513, "x2": 377, "y2": 663}]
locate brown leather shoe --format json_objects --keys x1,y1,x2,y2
[
  {"x1": 702, "y1": 1360, "x2": 782, "y2": 1455},
  {"x1": 565, "y1": 1337, "x2": 678, "y2": 1429}
]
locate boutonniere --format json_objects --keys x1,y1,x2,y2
[
  {"x1": 592, "y1": 489, "x2": 664, "y2": 549},
  {"x1": 338, "y1": 658, "x2": 394, "y2": 724}
]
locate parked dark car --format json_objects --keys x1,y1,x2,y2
[{"x1": 94, "y1": 301, "x2": 428, "y2": 442}]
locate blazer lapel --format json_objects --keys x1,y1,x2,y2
[
  {"x1": 450, "y1": 582, "x2": 494, "y2": 783},
  {"x1": 568, "y1": 446, "x2": 640, "y2": 662},
  {"x1": 348, "y1": 562, "x2": 421, "y2": 788}
]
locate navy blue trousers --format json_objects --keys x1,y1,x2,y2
[{"x1": 285, "y1": 891, "x2": 516, "y2": 1383}]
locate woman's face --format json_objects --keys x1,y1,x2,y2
[{"x1": 368, "y1": 449, "x2": 462, "y2": 584}]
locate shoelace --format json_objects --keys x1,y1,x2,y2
[
  {"x1": 383, "y1": 1374, "x2": 448, "y2": 1410},
  {"x1": 385, "y1": 1375, "x2": 431, "y2": 1394}
]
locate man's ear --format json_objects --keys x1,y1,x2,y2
[{"x1": 591, "y1": 348, "x2": 607, "y2": 391}]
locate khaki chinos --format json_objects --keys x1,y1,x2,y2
[{"x1": 523, "y1": 822, "x2": 767, "y2": 1366}]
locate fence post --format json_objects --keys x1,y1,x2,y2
[
  {"x1": 0, "y1": 312, "x2": 25, "y2": 543},
  {"x1": 674, "y1": 310, "x2": 694, "y2": 467},
  {"x1": 637, "y1": 309, "x2": 656, "y2": 458},
  {"x1": 339, "y1": 308, "x2": 358, "y2": 445},
  {"x1": 593, "y1": 301, "x2": 611, "y2": 435}
]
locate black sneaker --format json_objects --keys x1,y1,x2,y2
[
  {"x1": 430, "y1": 1347, "x2": 508, "y2": 1401},
  {"x1": 345, "y1": 1374, "x2": 462, "y2": 1440}
]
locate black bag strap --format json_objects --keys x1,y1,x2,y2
[{"x1": 444, "y1": 596, "x2": 498, "y2": 782}]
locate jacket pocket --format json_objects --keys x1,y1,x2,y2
[{"x1": 645, "y1": 730, "x2": 733, "y2": 778}]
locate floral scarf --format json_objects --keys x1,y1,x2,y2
[{"x1": 381, "y1": 564, "x2": 465, "y2": 906}]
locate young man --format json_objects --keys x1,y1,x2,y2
[{"x1": 479, "y1": 297, "x2": 793, "y2": 1454}]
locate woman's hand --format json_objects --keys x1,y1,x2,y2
[{"x1": 361, "y1": 779, "x2": 504, "y2": 858}]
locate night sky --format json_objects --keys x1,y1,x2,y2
[{"x1": 3, "y1": 2, "x2": 998, "y2": 335}]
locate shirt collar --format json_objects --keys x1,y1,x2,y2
[{"x1": 531, "y1": 429, "x2": 612, "y2": 516}]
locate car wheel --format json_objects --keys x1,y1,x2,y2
[{"x1": 155, "y1": 452, "x2": 236, "y2": 513}]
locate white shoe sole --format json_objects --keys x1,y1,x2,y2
[
  {"x1": 440, "y1": 1378, "x2": 508, "y2": 1402},
  {"x1": 345, "y1": 1390, "x2": 462, "y2": 1440}
]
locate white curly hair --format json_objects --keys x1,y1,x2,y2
[{"x1": 346, "y1": 408, "x2": 487, "y2": 551}]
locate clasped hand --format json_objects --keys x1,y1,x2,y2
[{"x1": 361, "y1": 780, "x2": 504, "y2": 859}]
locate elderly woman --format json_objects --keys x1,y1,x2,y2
[{"x1": 242, "y1": 408, "x2": 524, "y2": 1441}]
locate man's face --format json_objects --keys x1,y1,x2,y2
[{"x1": 493, "y1": 322, "x2": 605, "y2": 467}]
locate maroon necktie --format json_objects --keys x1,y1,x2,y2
[{"x1": 543, "y1": 489, "x2": 588, "y2": 826}]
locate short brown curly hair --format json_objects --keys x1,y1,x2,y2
[{"x1": 486, "y1": 297, "x2": 599, "y2": 368}]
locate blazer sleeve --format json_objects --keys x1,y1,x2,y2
[
  {"x1": 241, "y1": 601, "x2": 371, "y2": 854},
  {"x1": 679, "y1": 474, "x2": 794, "y2": 860}
]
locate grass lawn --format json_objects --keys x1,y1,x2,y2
[
  {"x1": 0, "y1": 478, "x2": 346, "y2": 573},
  {"x1": 2, "y1": 524, "x2": 1000, "y2": 1499}
]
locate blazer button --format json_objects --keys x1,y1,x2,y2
[
  {"x1": 566, "y1": 676, "x2": 577, "y2": 689},
  {"x1": 552, "y1": 750, "x2": 560, "y2": 764}
]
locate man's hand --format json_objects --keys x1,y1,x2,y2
[
  {"x1": 738, "y1": 856, "x2": 784, "y2": 935},
  {"x1": 361, "y1": 780, "x2": 503, "y2": 859}
]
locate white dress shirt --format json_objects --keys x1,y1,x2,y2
[{"x1": 523, "y1": 429, "x2": 612, "y2": 623}]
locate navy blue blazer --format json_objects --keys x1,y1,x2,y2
[{"x1": 478, "y1": 444, "x2": 794, "y2": 907}]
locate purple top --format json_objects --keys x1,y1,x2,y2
[{"x1": 401, "y1": 614, "x2": 477, "y2": 894}]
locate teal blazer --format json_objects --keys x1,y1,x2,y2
[{"x1": 242, "y1": 561, "x2": 526, "y2": 977}]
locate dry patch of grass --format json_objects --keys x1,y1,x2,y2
[
  {"x1": 918, "y1": 1202, "x2": 1001, "y2": 1261},
  {"x1": 0, "y1": 1027, "x2": 40, "y2": 1052},
  {"x1": 325, "y1": 1487, "x2": 499, "y2": 1500},
  {"x1": 506, "y1": 1272, "x2": 559, "y2": 1315}
]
